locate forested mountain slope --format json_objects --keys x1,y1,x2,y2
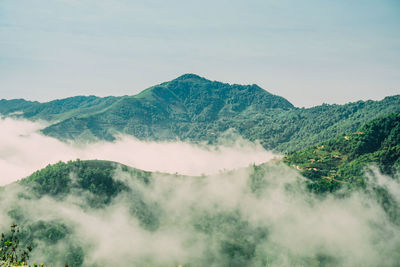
[
  {"x1": 2, "y1": 114, "x2": 400, "y2": 266},
  {"x1": 40, "y1": 74, "x2": 295, "y2": 142},
  {"x1": 2, "y1": 154, "x2": 400, "y2": 266},
  {"x1": 0, "y1": 96, "x2": 120, "y2": 122},
  {"x1": 3, "y1": 160, "x2": 153, "y2": 266},
  {"x1": 1, "y1": 74, "x2": 399, "y2": 152},
  {"x1": 284, "y1": 113, "x2": 400, "y2": 193},
  {"x1": 0, "y1": 99, "x2": 39, "y2": 114}
]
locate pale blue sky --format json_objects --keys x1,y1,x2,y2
[{"x1": 0, "y1": 0, "x2": 399, "y2": 107}]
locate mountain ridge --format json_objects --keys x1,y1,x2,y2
[{"x1": 0, "y1": 74, "x2": 399, "y2": 152}]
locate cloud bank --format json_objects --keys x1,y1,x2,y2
[
  {"x1": 1, "y1": 162, "x2": 400, "y2": 266},
  {"x1": 1, "y1": 116, "x2": 399, "y2": 266},
  {"x1": 0, "y1": 117, "x2": 276, "y2": 185}
]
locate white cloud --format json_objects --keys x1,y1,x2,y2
[
  {"x1": 2, "y1": 161, "x2": 399, "y2": 266},
  {"x1": 0, "y1": 117, "x2": 276, "y2": 185}
]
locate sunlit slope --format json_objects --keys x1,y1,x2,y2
[
  {"x1": 1, "y1": 74, "x2": 399, "y2": 151},
  {"x1": 284, "y1": 113, "x2": 400, "y2": 193}
]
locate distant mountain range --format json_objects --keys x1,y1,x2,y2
[{"x1": 1, "y1": 74, "x2": 399, "y2": 152}]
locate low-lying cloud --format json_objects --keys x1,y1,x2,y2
[
  {"x1": 2, "y1": 116, "x2": 400, "y2": 266},
  {"x1": 1, "y1": 162, "x2": 400, "y2": 266},
  {"x1": 0, "y1": 117, "x2": 276, "y2": 185}
]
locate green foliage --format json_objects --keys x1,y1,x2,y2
[
  {"x1": 3, "y1": 156, "x2": 400, "y2": 266},
  {"x1": 4, "y1": 209, "x2": 78, "y2": 266},
  {"x1": 22, "y1": 221, "x2": 69, "y2": 245},
  {"x1": 192, "y1": 210, "x2": 268, "y2": 266},
  {"x1": 0, "y1": 99, "x2": 38, "y2": 116},
  {"x1": 0, "y1": 224, "x2": 32, "y2": 267},
  {"x1": 11, "y1": 160, "x2": 154, "y2": 265},
  {"x1": 1, "y1": 74, "x2": 399, "y2": 153},
  {"x1": 46, "y1": 83, "x2": 398, "y2": 154},
  {"x1": 40, "y1": 74, "x2": 295, "y2": 142},
  {"x1": 1, "y1": 75, "x2": 400, "y2": 265},
  {"x1": 18, "y1": 96, "x2": 118, "y2": 122},
  {"x1": 284, "y1": 113, "x2": 400, "y2": 193},
  {"x1": 20, "y1": 160, "x2": 150, "y2": 207},
  {"x1": 22, "y1": 161, "x2": 72, "y2": 196}
]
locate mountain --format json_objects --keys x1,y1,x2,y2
[
  {"x1": 0, "y1": 99, "x2": 39, "y2": 115},
  {"x1": 21, "y1": 95, "x2": 120, "y2": 122},
  {"x1": 2, "y1": 75, "x2": 400, "y2": 266},
  {"x1": 6, "y1": 160, "x2": 154, "y2": 266},
  {"x1": 1, "y1": 74, "x2": 399, "y2": 152},
  {"x1": 2, "y1": 113, "x2": 400, "y2": 266},
  {"x1": 40, "y1": 74, "x2": 295, "y2": 142},
  {"x1": 2, "y1": 154, "x2": 400, "y2": 266},
  {"x1": 284, "y1": 112, "x2": 400, "y2": 193},
  {"x1": 0, "y1": 96, "x2": 120, "y2": 122},
  {"x1": 2, "y1": 160, "x2": 274, "y2": 266}
]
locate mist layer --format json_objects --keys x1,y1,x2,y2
[{"x1": 0, "y1": 117, "x2": 275, "y2": 185}]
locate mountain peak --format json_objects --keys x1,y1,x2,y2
[
  {"x1": 174, "y1": 73, "x2": 207, "y2": 81},
  {"x1": 145, "y1": 73, "x2": 295, "y2": 115}
]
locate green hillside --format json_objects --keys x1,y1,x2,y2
[
  {"x1": 21, "y1": 95, "x2": 120, "y2": 122},
  {"x1": 3, "y1": 160, "x2": 155, "y2": 266},
  {"x1": 284, "y1": 113, "x2": 400, "y2": 193},
  {"x1": 1, "y1": 74, "x2": 399, "y2": 152},
  {"x1": 20, "y1": 160, "x2": 150, "y2": 206},
  {"x1": 3, "y1": 108, "x2": 400, "y2": 266},
  {"x1": 1, "y1": 154, "x2": 399, "y2": 266},
  {"x1": 2, "y1": 160, "x2": 276, "y2": 266},
  {"x1": 0, "y1": 99, "x2": 39, "y2": 115},
  {"x1": 40, "y1": 74, "x2": 295, "y2": 142},
  {"x1": 194, "y1": 94, "x2": 400, "y2": 152}
]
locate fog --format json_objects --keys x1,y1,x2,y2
[
  {"x1": 0, "y1": 117, "x2": 275, "y2": 185},
  {"x1": 1, "y1": 117, "x2": 400, "y2": 266},
  {"x1": 1, "y1": 162, "x2": 399, "y2": 266}
]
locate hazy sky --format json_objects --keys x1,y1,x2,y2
[{"x1": 0, "y1": 0, "x2": 399, "y2": 107}]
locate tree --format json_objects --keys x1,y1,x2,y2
[{"x1": 0, "y1": 224, "x2": 32, "y2": 267}]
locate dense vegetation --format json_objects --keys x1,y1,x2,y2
[
  {"x1": 0, "y1": 75, "x2": 399, "y2": 266},
  {"x1": 0, "y1": 161, "x2": 335, "y2": 266},
  {"x1": 0, "y1": 96, "x2": 119, "y2": 122},
  {"x1": 284, "y1": 112, "x2": 400, "y2": 193},
  {"x1": 2, "y1": 160, "x2": 153, "y2": 266},
  {"x1": 1, "y1": 74, "x2": 398, "y2": 152},
  {"x1": 283, "y1": 112, "x2": 400, "y2": 230},
  {"x1": 20, "y1": 160, "x2": 151, "y2": 206},
  {"x1": 1, "y1": 150, "x2": 399, "y2": 266},
  {"x1": 4, "y1": 160, "x2": 279, "y2": 266},
  {"x1": 0, "y1": 224, "x2": 33, "y2": 266}
]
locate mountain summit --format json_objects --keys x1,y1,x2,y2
[
  {"x1": 0, "y1": 75, "x2": 399, "y2": 151},
  {"x1": 36, "y1": 74, "x2": 295, "y2": 141},
  {"x1": 173, "y1": 73, "x2": 208, "y2": 81},
  {"x1": 136, "y1": 73, "x2": 294, "y2": 116}
]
